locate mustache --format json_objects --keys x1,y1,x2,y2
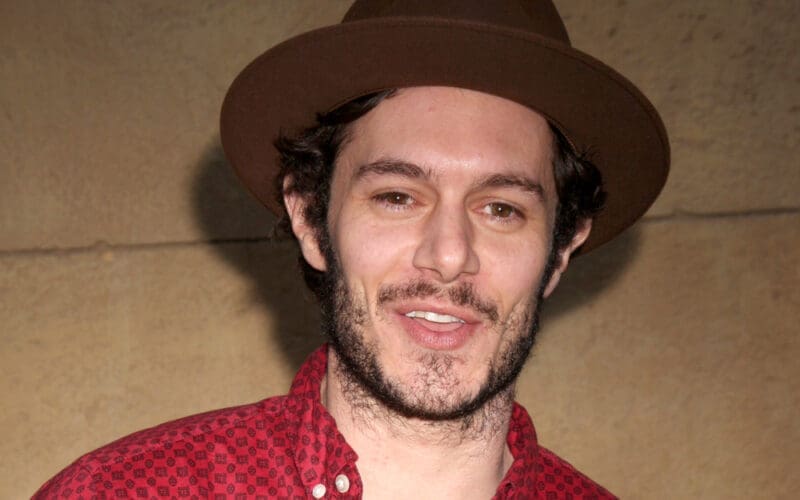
[{"x1": 376, "y1": 280, "x2": 499, "y2": 323}]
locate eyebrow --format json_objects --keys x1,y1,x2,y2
[
  {"x1": 353, "y1": 158, "x2": 546, "y2": 202},
  {"x1": 353, "y1": 159, "x2": 431, "y2": 181},
  {"x1": 472, "y1": 173, "x2": 546, "y2": 202}
]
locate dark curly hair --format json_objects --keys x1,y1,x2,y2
[{"x1": 275, "y1": 90, "x2": 605, "y2": 300}]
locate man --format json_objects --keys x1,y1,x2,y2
[{"x1": 36, "y1": 1, "x2": 668, "y2": 498}]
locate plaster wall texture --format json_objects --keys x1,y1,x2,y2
[{"x1": 1, "y1": 1, "x2": 797, "y2": 498}]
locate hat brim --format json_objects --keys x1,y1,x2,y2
[{"x1": 220, "y1": 18, "x2": 669, "y2": 254}]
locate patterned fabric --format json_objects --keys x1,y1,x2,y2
[{"x1": 34, "y1": 345, "x2": 615, "y2": 499}]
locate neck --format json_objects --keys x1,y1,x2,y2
[{"x1": 322, "y1": 347, "x2": 516, "y2": 500}]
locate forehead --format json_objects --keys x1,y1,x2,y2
[{"x1": 339, "y1": 86, "x2": 555, "y2": 186}]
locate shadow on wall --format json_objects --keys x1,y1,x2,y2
[
  {"x1": 192, "y1": 139, "x2": 323, "y2": 371},
  {"x1": 192, "y1": 137, "x2": 642, "y2": 372},
  {"x1": 544, "y1": 225, "x2": 641, "y2": 324}
]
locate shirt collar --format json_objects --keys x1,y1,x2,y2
[
  {"x1": 495, "y1": 403, "x2": 541, "y2": 497},
  {"x1": 287, "y1": 345, "x2": 361, "y2": 493}
]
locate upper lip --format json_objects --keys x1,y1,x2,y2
[{"x1": 392, "y1": 301, "x2": 485, "y2": 324}]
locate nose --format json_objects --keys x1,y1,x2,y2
[{"x1": 412, "y1": 204, "x2": 480, "y2": 282}]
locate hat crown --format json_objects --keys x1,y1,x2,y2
[{"x1": 343, "y1": 0, "x2": 571, "y2": 44}]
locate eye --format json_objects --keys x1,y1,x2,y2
[
  {"x1": 372, "y1": 191, "x2": 415, "y2": 209},
  {"x1": 482, "y1": 202, "x2": 520, "y2": 220}
]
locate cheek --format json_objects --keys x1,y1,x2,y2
[
  {"x1": 331, "y1": 210, "x2": 417, "y2": 288},
  {"x1": 476, "y1": 232, "x2": 551, "y2": 306}
]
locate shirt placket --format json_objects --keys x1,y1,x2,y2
[{"x1": 293, "y1": 396, "x2": 362, "y2": 499}]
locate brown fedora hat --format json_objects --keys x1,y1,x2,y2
[{"x1": 220, "y1": 0, "x2": 669, "y2": 254}]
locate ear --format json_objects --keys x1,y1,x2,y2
[
  {"x1": 542, "y1": 218, "x2": 592, "y2": 298},
  {"x1": 283, "y1": 178, "x2": 327, "y2": 272}
]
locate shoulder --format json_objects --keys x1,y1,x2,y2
[
  {"x1": 536, "y1": 446, "x2": 617, "y2": 499},
  {"x1": 33, "y1": 396, "x2": 291, "y2": 498},
  {"x1": 506, "y1": 403, "x2": 617, "y2": 499}
]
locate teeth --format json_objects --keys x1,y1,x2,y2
[{"x1": 405, "y1": 311, "x2": 465, "y2": 324}]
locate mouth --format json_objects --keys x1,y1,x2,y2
[
  {"x1": 394, "y1": 305, "x2": 482, "y2": 350},
  {"x1": 404, "y1": 310, "x2": 466, "y2": 331}
]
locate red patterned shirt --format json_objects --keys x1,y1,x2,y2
[{"x1": 35, "y1": 345, "x2": 615, "y2": 499}]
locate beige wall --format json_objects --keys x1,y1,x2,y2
[{"x1": 1, "y1": 1, "x2": 797, "y2": 498}]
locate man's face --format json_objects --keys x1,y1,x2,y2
[{"x1": 294, "y1": 87, "x2": 569, "y2": 419}]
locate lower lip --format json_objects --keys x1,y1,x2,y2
[{"x1": 396, "y1": 314, "x2": 477, "y2": 351}]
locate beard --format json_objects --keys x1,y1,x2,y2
[{"x1": 318, "y1": 243, "x2": 557, "y2": 423}]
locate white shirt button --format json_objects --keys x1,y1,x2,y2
[
  {"x1": 335, "y1": 474, "x2": 350, "y2": 493},
  {"x1": 312, "y1": 483, "x2": 326, "y2": 499}
]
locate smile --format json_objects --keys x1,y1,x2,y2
[
  {"x1": 404, "y1": 310, "x2": 466, "y2": 324},
  {"x1": 397, "y1": 307, "x2": 478, "y2": 350}
]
